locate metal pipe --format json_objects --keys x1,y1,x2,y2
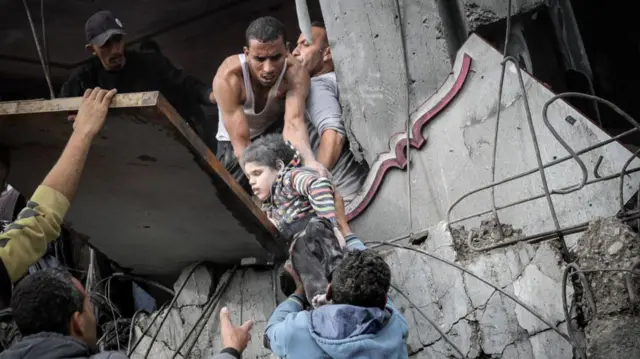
[{"x1": 295, "y1": 0, "x2": 313, "y2": 45}]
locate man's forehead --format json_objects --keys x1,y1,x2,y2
[
  {"x1": 248, "y1": 39, "x2": 286, "y2": 55},
  {"x1": 298, "y1": 27, "x2": 327, "y2": 44}
]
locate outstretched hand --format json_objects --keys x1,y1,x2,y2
[{"x1": 220, "y1": 307, "x2": 253, "y2": 353}]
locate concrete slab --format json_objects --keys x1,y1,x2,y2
[
  {"x1": 347, "y1": 34, "x2": 640, "y2": 245},
  {"x1": 0, "y1": 92, "x2": 281, "y2": 275}
]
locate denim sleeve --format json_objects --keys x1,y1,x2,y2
[{"x1": 264, "y1": 294, "x2": 305, "y2": 356}]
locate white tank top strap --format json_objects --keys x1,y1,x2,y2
[{"x1": 239, "y1": 54, "x2": 255, "y2": 110}]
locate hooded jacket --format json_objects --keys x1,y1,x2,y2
[
  {"x1": 0, "y1": 333, "x2": 126, "y2": 359},
  {"x1": 265, "y1": 236, "x2": 409, "y2": 359}
]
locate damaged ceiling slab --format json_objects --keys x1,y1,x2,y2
[{"x1": 0, "y1": 92, "x2": 280, "y2": 275}]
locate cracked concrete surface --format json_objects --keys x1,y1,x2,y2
[
  {"x1": 127, "y1": 218, "x2": 638, "y2": 359},
  {"x1": 129, "y1": 264, "x2": 277, "y2": 359},
  {"x1": 388, "y1": 221, "x2": 572, "y2": 359}
]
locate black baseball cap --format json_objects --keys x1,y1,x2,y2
[{"x1": 85, "y1": 11, "x2": 126, "y2": 46}]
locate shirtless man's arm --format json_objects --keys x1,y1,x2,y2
[
  {"x1": 282, "y1": 56, "x2": 328, "y2": 176},
  {"x1": 213, "y1": 57, "x2": 251, "y2": 162}
]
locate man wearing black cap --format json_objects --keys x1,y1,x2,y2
[{"x1": 60, "y1": 10, "x2": 217, "y2": 150}]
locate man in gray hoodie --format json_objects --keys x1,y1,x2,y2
[
  {"x1": 264, "y1": 234, "x2": 409, "y2": 359},
  {"x1": 0, "y1": 269, "x2": 252, "y2": 359}
]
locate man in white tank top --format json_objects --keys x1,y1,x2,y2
[{"x1": 212, "y1": 16, "x2": 327, "y2": 192}]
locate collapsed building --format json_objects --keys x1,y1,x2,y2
[{"x1": 1, "y1": 0, "x2": 640, "y2": 358}]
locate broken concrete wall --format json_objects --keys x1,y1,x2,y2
[
  {"x1": 319, "y1": 0, "x2": 546, "y2": 163},
  {"x1": 131, "y1": 223, "x2": 575, "y2": 359},
  {"x1": 462, "y1": 0, "x2": 544, "y2": 32},
  {"x1": 387, "y1": 221, "x2": 573, "y2": 359},
  {"x1": 344, "y1": 34, "x2": 640, "y2": 248},
  {"x1": 318, "y1": 0, "x2": 451, "y2": 163},
  {"x1": 129, "y1": 264, "x2": 277, "y2": 359}
]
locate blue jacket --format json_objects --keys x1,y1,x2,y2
[{"x1": 265, "y1": 236, "x2": 409, "y2": 359}]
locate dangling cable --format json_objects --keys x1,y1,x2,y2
[
  {"x1": 40, "y1": 0, "x2": 52, "y2": 88},
  {"x1": 22, "y1": 0, "x2": 55, "y2": 99}
]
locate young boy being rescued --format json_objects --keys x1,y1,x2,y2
[{"x1": 241, "y1": 134, "x2": 346, "y2": 307}]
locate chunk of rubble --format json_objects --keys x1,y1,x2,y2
[
  {"x1": 129, "y1": 265, "x2": 276, "y2": 359},
  {"x1": 572, "y1": 217, "x2": 640, "y2": 358},
  {"x1": 390, "y1": 221, "x2": 572, "y2": 359}
]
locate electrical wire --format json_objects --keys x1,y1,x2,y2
[
  {"x1": 488, "y1": 0, "x2": 514, "y2": 244},
  {"x1": 561, "y1": 262, "x2": 640, "y2": 359},
  {"x1": 128, "y1": 262, "x2": 205, "y2": 356},
  {"x1": 21, "y1": 0, "x2": 54, "y2": 99},
  {"x1": 394, "y1": 0, "x2": 414, "y2": 237},
  {"x1": 390, "y1": 283, "x2": 466, "y2": 358},
  {"x1": 171, "y1": 267, "x2": 238, "y2": 359},
  {"x1": 40, "y1": 0, "x2": 52, "y2": 85},
  {"x1": 367, "y1": 241, "x2": 572, "y2": 344}
]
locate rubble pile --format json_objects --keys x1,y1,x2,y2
[
  {"x1": 388, "y1": 221, "x2": 572, "y2": 359},
  {"x1": 572, "y1": 217, "x2": 640, "y2": 358}
]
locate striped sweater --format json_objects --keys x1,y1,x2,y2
[{"x1": 263, "y1": 142, "x2": 337, "y2": 232}]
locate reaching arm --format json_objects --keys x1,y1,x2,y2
[
  {"x1": 213, "y1": 74, "x2": 251, "y2": 162},
  {"x1": 0, "y1": 88, "x2": 116, "y2": 302},
  {"x1": 306, "y1": 74, "x2": 346, "y2": 170},
  {"x1": 317, "y1": 130, "x2": 344, "y2": 170},
  {"x1": 288, "y1": 169, "x2": 337, "y2": 224},
  {"x1": 282, "y1": 63, "x2": 316, "y2": 166},
  {"x1": 264, "y1": 293, "x2": 305, "y2": 356}
]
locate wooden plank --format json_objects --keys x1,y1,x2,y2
[
  {"x1": 0, "y1": 92, "x2": 283, "y2": 275},
  {"x1": 0, "y1": 91, "x2": 161, "y2": 115}
]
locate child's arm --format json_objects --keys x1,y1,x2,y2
[{"x1": 289, "y1": 169, "x2": 337, "y2": 225}]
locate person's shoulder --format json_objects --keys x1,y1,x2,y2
[
  {"x1": 127, "y1": 50, "x2": 169, "y2": 68},
  {"x1": 388, "y1": 303, "x2": 410, "y2": 329},
  {"x1": 313, "y1": 71, "x2": 337, "y2": 84},
  {"x1": 213, "y1": 56, "x2": 243, "y2": 88},
  {"x1": 310, "y1": 72, "x2": 338, "y2": 93},
  {"x1": 213, "y1": 56, "x2": 244, "y2": 104},
  {"x1": 286, "y1": 309, "x2": 311, "y2": 328},
  {"x1": 216, "y1": 54, "x2": 242, "y2": 78},
  {"x1": 67, "y1": 57, "x2": 100, "y2": 78}
]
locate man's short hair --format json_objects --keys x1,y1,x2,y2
[
  {"x1": 242, "y1": 134, "x2": 296, "y2": 170},
  {"x1": 331, "y1": 250, "x2": 390, "y2": 309},
  {"x1": 311, "y1": 20, "x2": 325, "y2": 29},
  {"x1": 11, "y1": 269, "x2": 84, "y2": 336},
  {"x1": 246, "y1": 16, "x2": 286, "y2": 46}
]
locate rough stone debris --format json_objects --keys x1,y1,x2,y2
[
  {"x1": 129, "y1": 265, "x2": 277, "y2": 359},
  {"x1": 125, "y1": 219, "x2": 640, "y2": 359},
  {"x1": 387, "y1": 221, "x2": 572, "y2": 359},
  {"x1": 451, "y1": 217, "x2": 524, "y2": 263},
  {"x1": 572, "y1": 217, "x2": 640, "y2": 358}
]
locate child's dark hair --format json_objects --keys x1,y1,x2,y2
[{"x1": 242, "y1": 134, "x2": 296, "y2": 169}]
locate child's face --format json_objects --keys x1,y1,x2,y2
[{"x1": 244, "y1": 162, "x2": 279, "y2": 201}]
